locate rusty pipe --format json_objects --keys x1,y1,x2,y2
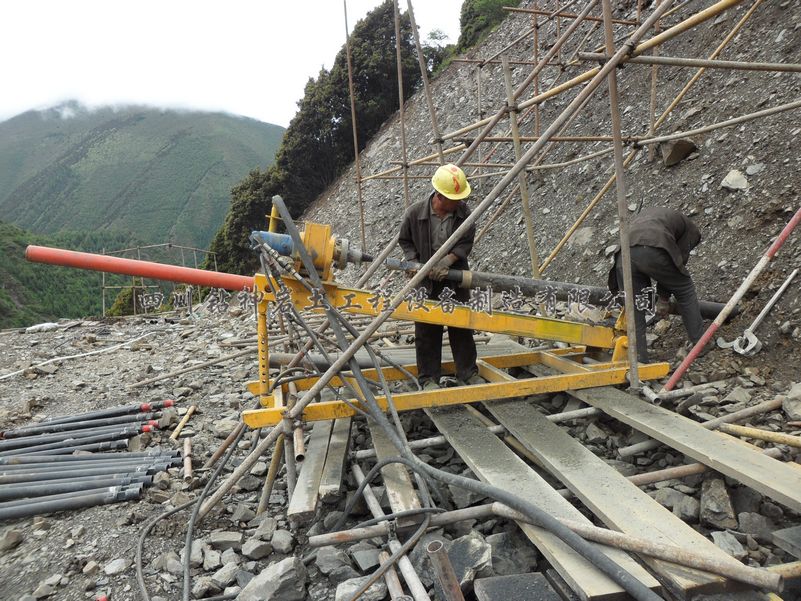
[
  {"x1": 257, "y1": 433, "x2": 285, "y2": 515},
  {"x1": 379, "y1": 550, "x2": 406, "y2": 599},
  {"x1": 492, "y1": 503, "x2": 783, "y2": 592},
  {"x1": 26, "y1": 245, "x2": 254, "y2": 291},
  {"x1": 293, "y1": 423, "x2": 306, "y2": 462},
  {"x1": 182, "y1": 437, "x2": 193, "y2": 483},
  {"x1": 426, "y1": 540, "x2": 466, "y2": 601}
]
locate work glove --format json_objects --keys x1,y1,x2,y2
[
  {"x1": 655, "y1": 297, "x2": 671, "y2": 319},
  {"x1": 429, "y1": 256, "x2": 456, "y2": 281}
]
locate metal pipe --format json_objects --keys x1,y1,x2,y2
[
  {"x1": 0, "y1": 483, "x2": 144, "y2": 510},
  {"x1": 579, "y1": 51, "x2": 801, "y2": 72},
  {"x1": 170, "y1": 405, "x2": 196, "y2": 441},
  {"x1": 0, "y1": 485, "x2": 142, "y2": 521},
  {"x1": 256, "y1": 433, "x2": 285, "y2": 515},
  {"x1": 342, "y1": 0, "x2": 367, "y2": 250},
  {"x1": 0, "y1": 475, "x2": 152, "y2": 501},
  {"x1": 602, "y1": 0, "x2": 639, "y2": 386},
  {"x1": 293, "y1": 423, "x2": 306, "y2": 463},
  {"x1": 0, "y1": 424, "x2": 154, "y2": 451},
  {"x1": 352, "y1": 465, "x2": 432, "y2": 601},
  {"x1": 0, "y1": 428, "x2": 145, "y2": 457},
  {"x1": 718, "y1": 423, "x2": 801, "y2": 448},
  {"x1": 384, "y1": 259, "x2": 731, "y2": 320},
  {"x1": 664, "y1": 207, "x2": 801, "y2": 391},
  {"x1": 39, "y1": 399, "x2": 174, "y2": 426},
  {"x1": 203, "y1": 419, "x2": 244, "y2": 469},
  {"x1": 502, "y1": 55, "x2": 540, "y2": 277},
  {"x1": 379, "y1": 550, "x2": 407, "y2": 599},
  {"x1": 3, "y1": 412, "x2": 158, "y2": 438},
  {"x1": 0, "y1": 463, "x2": 166, "y2": 485},
  {"x1": 619, "y1": 397, "x2": 785, "y2": 457},
  {"x1": 426, "y1": 540, "x2": 466, "y2": 601},
  {"x1": 183, "y1": 437, "x2": 193, "y2": 483},
  {"x1": 1, "y1": 457, "x2": 177, "y2": 474},
  {"x1": 492, "y1": 503, "x2": 783, "y2": 592},
  {"x1": 507, "y1": 5, "x2": 638, "y2": 25},
  {"x1": 22, "y1": 439, "x2": 131, "y2": 456},
  {"x1": 393, "y1": 0, "x2": 411, "y2": 208},
  {"x1": 0, "y1": 449, "x2": 177, "y2": 465}
]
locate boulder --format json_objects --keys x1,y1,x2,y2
[
  {"x1": 700, "y1": 478, "x2": 738, "y2": 529},
  {"x1": 236, "y1": 557, "x2": 307, "y2": 601}
]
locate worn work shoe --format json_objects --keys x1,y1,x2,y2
[
  {"x1": 421, "y1": 379, "x2": 441, "y2": 391},
  {"x1": 461, "y1": 374, "x2": 485, "y2": 386}
]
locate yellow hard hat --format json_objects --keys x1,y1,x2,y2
[{"x1": 431, "y1": 163, "x2": 471, "y2": 200}]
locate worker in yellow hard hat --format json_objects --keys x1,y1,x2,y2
[{"x1": 398, "y1": 164, "x2": 482, "y2": 390}]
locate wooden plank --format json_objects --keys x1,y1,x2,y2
[
  {"x1": 368, "y1": 422, "x2": 421, "y2": 528},
  {"x1": 487, "y1": 398, "x2": 732, "y2": 597},
  {"x1": 319, "y1": 418, "x2": 352, "y2": 502},
  {"x1": 426, "y1": 405, "x2": 661, "y2": 601},
  {"x1": 572, "y1": 386, "x2": 801, "y2": 513},
  {"x1": 287, "y1": 420, "x2": 333, "y2": 524}
]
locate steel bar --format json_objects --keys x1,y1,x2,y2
[
  {"x1": 203, "y1": 418, "x2": 242, "y2": 469},
  {"x1": 170, "y1": 405, "x2": 196, "y2": 441},
  {"x1": 393, "y1": 0, "x2": 411, "y2": 208},
  {"x1": 342, "y1": 0, "x2": 367, "y2": 249},
  {"x1": 664, "y1": 207, "x2": 801, "y2": 391},
  {"x1": 0, "y1": 457, "x2": 177, "y2": 474},
  {"x1": 718, "y1": 423, "x2": 801, "y2": 448},
  {"x1": 579, "y1": 51, "x2": 801, "y2": 72},
  {"x1": 0, "y1": 485, "x2": 142, "y2": 521},
  {"x1": 602, "y1": 0, "x2": 640, "y2": 386},
  {"x1": 256, "y1": 433, "x2": 285, "y2": 515},
  {"x1": 21, "y1": 439, "x2": 130, "y2": 456},
  {"x1": 619, "y1": 397, "x2": 784, "y2": 457},
  {"x1": 493, "y1": 503, "x2": 783, "y2": 592},
  {"x1": 361, "y1": 146, "x2": 464, "y2": 181},
  {"x1": 426, "y1": 540, "x2": 466, "y2": 601},
  {"x1": 407, "y1": 0, "x2": 445, "y2": 163},
  {"x1": 502, "y1": 55, "x2": 540, "y2": 277},
  {"x1": 507, "y1": 5, "x2": 637, "y2": 25},
  {"x1": 379, "y1": 550, "x2": 407, "y2": 599},
  {"x1": 3, "y1": 412, "x2": 158, "y2": 438}
]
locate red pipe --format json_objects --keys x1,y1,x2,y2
[
  {"x1": 25, "y1": 246, "x2": 255, "y2": 291},
  {"x1": 662, "y1": 206, "x2": 801, "y2": 391}
]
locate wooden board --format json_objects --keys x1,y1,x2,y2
[
  {"x1": 426, "y1": 405, "x2": 661, "y2": 601},
  {"x1": 571, "y1": 386, "x2": 801, "y2": 513},
  {"x1": 487, "y1": 398, "x2": 733, "y2": 597},
  {"x1": 319, "y1": 418, "x2": 352, "y2": 502},
  {"x1": 287, "y1": 420, "x2": 333, "y2": 524},
  {"x1": 368, "y1": 421, "x2": 421, "y2": 528}
]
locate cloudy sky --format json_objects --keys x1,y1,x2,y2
[{"x1": 1, "y1": 0, "x2": 463, "y2": 127}]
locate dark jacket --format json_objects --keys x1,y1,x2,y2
[
  {"x1": 608, "y1": 207, "x2": 701, "y2": 291},
  {"x1": 398, "y1": 194, "x2": 475, "y2": 289}
]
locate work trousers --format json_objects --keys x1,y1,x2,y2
[
  {"x1": 415, "y1": 281, "x2": 478, "y2": 384},
  {"x1": 616, "y1": 245, "x2": 704, "y2": 363}
]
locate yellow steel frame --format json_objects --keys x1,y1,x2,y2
[{"x1": 246, "y1": 231, "x2": 667, "y2": 428}]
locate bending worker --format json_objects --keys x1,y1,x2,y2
[
  {"x1": 608, "y1": 206, "x2": 706, "y2": 363},
  {"x1": 398, "y1": 164, "x2": 482, "y2": 390}
]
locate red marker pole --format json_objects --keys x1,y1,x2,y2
[{"x1": 662, "y1": 206, "x2": 801, "y2": 391}]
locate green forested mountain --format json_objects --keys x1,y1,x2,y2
[
  {"x1": 208, "y1": 0, "x2": 426, "y2": 275},
  {"x1": 0, "y1": 101, "x2": 284, "y2": 250},
  {"x1": 0, "y1": 221, "x2": 142, "y2": 327}
]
